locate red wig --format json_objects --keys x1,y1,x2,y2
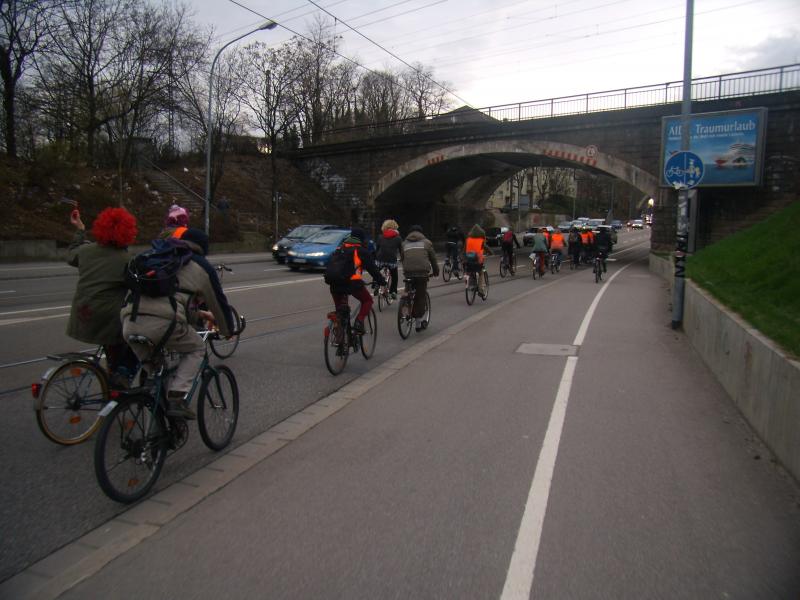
[{"x1": 91, "y1": 207, "x2": 138, "y2": 248}]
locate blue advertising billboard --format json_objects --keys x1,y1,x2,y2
[{"x1": 660, "y1": 108, "x2": 767, "y2": 187}]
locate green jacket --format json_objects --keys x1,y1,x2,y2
[
  {"x1": 66, "y1": 230, "x2": 131, "y2": 345},
  {"x1": 400, "y1": 231, "x2": 439, "y2": 277}
]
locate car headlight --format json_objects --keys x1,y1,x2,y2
[
  {"x1": 272, "y1": 244, "x2": 278, "y2": 252},
  {"x1": 287, "y1": 250, "x2": 297, "y2": 257},
  {"x1": 307, "y1": 252, "x2": 326, "y2": 257}
]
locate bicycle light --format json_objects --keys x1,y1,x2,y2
[{"x1": 31, "y1": 383, "x2": 41, "y2": 398}]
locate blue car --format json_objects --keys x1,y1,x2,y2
[{"x1": 286, "y1": 229, "x2": 351, "y2": 271}]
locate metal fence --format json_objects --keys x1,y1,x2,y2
[{"x1": 313, "y1": 64, "x2": 800, "y2": 144}]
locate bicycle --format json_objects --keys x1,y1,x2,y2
[
  {"x1": 397, "y1": 277, "x2": 431, "y2": 339},
  {"x1": 323, "y1": 303, "x2": 377, "y2": 375},
  {"x1": 442, "y1": 244, "x2": 463, "y2": 282},
  {"x1": 549, "y1": 250, "x2": 562, "y2": 274},
  {"x1": 94, "y1": 328, "x2": 240, "y2": 503},
  {"x1": 530, "y1": 252, "x2": 546, "y2": 280},
  {"x1": 465, "y1": 266, "x2": 489, "y2": 305},
  {"x1": 374, "y1": 264, "x2": 394, "y2": 312},
  {"x1": 499, "y1": 251, "x2": 516, "y2": 277},
  {"x1": 593, "y1": 252, "x2": 607, "y2": 283},
  {"x1": 208, "y1": 264, "x2": 246, "y2": 359},
  {"x1": 33, "y1": 346, "x2": 110, "y2": 445}
]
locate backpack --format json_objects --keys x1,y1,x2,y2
[
  {"x1": 502, "y1": 230, "x2": 513, "y2": 244},
  {"x1": 125, "y1": 238, "x2": 194, "y2": 329},
  {"x1": 324, "y1": 245, "x2": 357, "y2": 285},
  {"x1": 568, "y1": 231, "x2": 580, "y2": 245},
  {"x1": 464, "y1": 251, "x2": 481, "y2": 272}
]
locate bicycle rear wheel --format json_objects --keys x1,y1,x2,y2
[
  {"x1": 465, "y1": 273, "x2": 477, "y2": 305},
  {"x1": 36, "y1": 360, "x2": 109, "y2": 445},
  {"x1": 481, "y1": 270, "x2": 490, "y2": 300},
  {"x1": 397, "y1": 297, "x2": 413, "y2": 339},
  {"x1": 422, "y1": 292, "x2": 432, "y2": 329},
  {"x1": 209, "y1": 306, "x2": 243, "y2": 359},
  {"x1": 94, "y1": 396, "x2": 167, "y2": 504},
  {"x1": 499, "y1": 259, "x2": 508, "y2": 278},
  {"x1": 442, "y1": 260, "x2": 452, "y2": 282},
  {"x1": 594, "y1": 260, "x2": 602, "y2": 283},
  {"x1": 324, "y1": 316, "x2": 348, "y2": 375},
  {"x1": 454, "y1": 262, "x2": 464, "y2": 280},
  {"x1": 360, "y1": 308, "x2": 377, "y2": 359},
  {"x1": 531, "y1": 257, "x2": 538, "y2": 280},
  {"x1": 197, "y1": 365, "x2": 239, "y2": 450}
]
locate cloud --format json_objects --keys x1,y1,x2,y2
[{"x1": 734, "y1": 31, "x2": 800, "y2": 71}]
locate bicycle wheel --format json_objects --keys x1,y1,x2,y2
[
  {"x1": 94, "y1": 396, "x2": 167, "y2": 504},
  {"x1": 197, "y1": 365, "x2": 239, "y2": 451},
  {"x1": 442, "y1": 260, "x2": 452, "y2": 282},
  {"x1": 465, "y1": 274, "x2": 476, "y2": 305},
  {"x1": 481, "y1": 270, "x2": 490, "y2": 300},
  {"x1": 550, "y1": 255, "x2": 556, "y2": 274},
  {"x1": 397, "y1": 297, "x2": 413, "y2": 339},
  {"x1": 454, "y1": 261, "x2": 464, "y2": 280},
  {"x1": 360, "y1": 308, "x2": 378, "y2": 359},
  {"x1": 594, "y1": 260, "x2": 602, "y2": 283},
  {"x1": 422, "y1": 292, "x2": 432, "y2": 329},
  {"x1": 324, "y1": 316, "x2": 348, "y2": 375},
  {"x1": 209, "y1": 306, "x2": 242, "y2": 359},
  {"x1": 36, "y1": 360, "x2": 109, "y2": 445},
  {"x1": 377, "y1": 288, "x2": 386, "y2": 312},
  {"x1": 499, "y1": 259, "x2": 508, "y2": 278},
  {"x1": 531, "y1": 258, "x2": 538, "y2": 280}
]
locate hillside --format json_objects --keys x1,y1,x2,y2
[{"x1": 0, "y1": 152, "x2": 348, "y2": 247}]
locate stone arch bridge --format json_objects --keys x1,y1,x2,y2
[{"x1": 289, "y1": 90, "x2": 799, "y2": 250}]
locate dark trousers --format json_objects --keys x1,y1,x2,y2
[
  {"x1": 407, "y1": 276, "x2": 428, "y2": 318},
  {"x1": 331, "y1": 284, "x2": 373, "y2": 322}
]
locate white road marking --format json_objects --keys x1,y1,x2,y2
[
  {"x1": 0, "y1": 290, "x2": 16, "y2": 294},
  {"x1": 500, "y1": 261, "x2": 634, "y2": 600},
  {"x1": 0, "y1": 305, "x2": 70, "y2": 316},
  {"x1": 225, "y1": 276, "x2": 321, "y2": 293}
]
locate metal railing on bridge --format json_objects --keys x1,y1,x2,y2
[{"x1": 311, "y1": 64, "x2": 800, "y2": 145}]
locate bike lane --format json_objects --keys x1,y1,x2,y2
[{"x1": 4, "y1": 244, "x2": 797, "y2": 600}]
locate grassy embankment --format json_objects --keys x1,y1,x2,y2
[{"x1": 686, "y1": 201, "x2": 800, "y2": 358}]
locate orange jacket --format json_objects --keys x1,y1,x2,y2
[
  {"x1": 465, "y1": 237, "x2": 486, "y2": 264},
  {"x1": 550, "y1": 232, "x2": 565, "y2": 250}
]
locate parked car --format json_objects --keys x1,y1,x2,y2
[
  {"x1": 630, "y1": 219, "x2": 644, "y2": 229},
  {"x1": 272, "y1": 224, "x2": 338, "y2": 263},
  {"x1": 285, "y1": 228, "x2": 351, "y2": 270}
]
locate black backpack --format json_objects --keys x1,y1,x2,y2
[
  {"x1": 125, "y1": 238, "x2": 194, "y2": 331},
  {"x1": 324, "y1": 245, "x2": 357, "y2": 285}
]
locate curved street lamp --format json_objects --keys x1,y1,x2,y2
[{"x1": 205, "y1": 20, "x2": 278, "y2": 236}]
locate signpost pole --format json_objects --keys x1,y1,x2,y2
[{"x1": 672, "y1": 0, "x2": 694, "y2": 330}]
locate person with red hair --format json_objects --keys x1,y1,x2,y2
[{"x1": 67, "y1": 207, "x2": 139, "y2": 387}]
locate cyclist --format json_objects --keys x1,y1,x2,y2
[
  {"x1": 530, "y1": 227, "x2": 550, "y2": 276},
  {"x1": 445, "y1": 224, "x2": 465, "y2": 272},
  {"x1": 375, "y1": 219, "x2": 402, "y2": 299},
  {"x1": 594, "y1": 226, "x2": 613, "y2": 274},
  {"x1": 400, "y1": 225, "x2": 439, "y2": 331},
  {"x1": 328, "y1": 227, "x2": 386, "y2": 336},
  {"x1": 67, "y1": 207, "x2": 140, "y2": 388},
  {"x1": 465, "y1": 224, "x2": 491, "y2": 298},
  {"x1": 500, "y1": 227, "x2": 521, "y2": 272},
  {"x1": 121, "y1": 228, "x2": 234, "y2": 420},
  {"x1": 568, "y1": 227, "x2": 582, "y2": 268},
  {"x1": 580, "y1": 226, "x2": 594, "y2": 264},
  {"x1": 549, "y1": 227, "x2": 566, "y2": 269}
]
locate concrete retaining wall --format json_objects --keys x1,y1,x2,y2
[{"x1": 650, "y1": 254, "x2": 800, "y2": 482}]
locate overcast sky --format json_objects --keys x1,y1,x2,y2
[{"x1": 190, "y1": 0, "x2": 800, "y2": 109}]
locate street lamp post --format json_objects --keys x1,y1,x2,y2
[{"x1": 205, "y1": 20, "x2": 277, "y2": 236}]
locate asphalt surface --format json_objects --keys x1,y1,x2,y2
[{"x1": 1, "y1": 231, "x2": 798, "y2": 599}]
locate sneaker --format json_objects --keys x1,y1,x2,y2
[
  {"x1": 166, "y1": 393, "x2": 196, "y2": 420},
  {"x1": 353, "y1": 319, "x2": 366, "y2": 335}
]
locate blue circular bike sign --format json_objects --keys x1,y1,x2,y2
[{"x1": 664, "y1": 151, "x2": 704, "y2": 189}]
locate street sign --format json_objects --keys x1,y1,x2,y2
[{"x1": 663, "y1": 151, "x2": 705, "y2": 189}]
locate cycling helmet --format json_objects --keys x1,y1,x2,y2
[{"x1": 165, "y1": 204, "x2": 189, "y2": 227}]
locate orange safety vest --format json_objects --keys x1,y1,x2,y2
[
  {"x1": 171, "y1": 226, "x2": 188, "y2": 239},
  {"x1": 550, "y1": 232, "x2": 565, "y2": 250},
  {"x1": 580, "y1": 231, "x2": 591, "y2": 245},
  {"x1": 343, "y1": 242, "x2": 363, "y2": 280},
  {"x1": 465, "y1": 237, "x2": 485, "y2": 263}
]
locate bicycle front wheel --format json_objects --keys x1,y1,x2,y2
[
  {"x1": 360, "y1": 309, "x2": 377, "y2": 359},
  {"x1": 94, "y1": 396, "x2": 167, "y2": 504},
  {"x1": 209, "y1": 306, "x2": 243, "y2": 359},
  {"x1": 36, "y1": 360, "x2": 109, "y2": 445},
  {"x1": 324, "y1": 317, "x2": 348, "y2": 375},
  {"x1": 397, "y1": 297, "x2": 413, "y2": 339},
  {"x1": 197, "y1": 365, "x2": 239, "y2": 450}
]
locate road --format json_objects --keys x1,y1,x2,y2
[{"x1": 1, "y1": 230, "x2": 798, "y2": 599}]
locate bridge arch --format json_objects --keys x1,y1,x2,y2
[{"x1": 370, "y1": 140, "x2": 658, "y2": 209}]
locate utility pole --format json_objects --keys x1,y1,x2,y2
[{"x1": 671, "y1": 0, "x2": 694, "y2": 329}]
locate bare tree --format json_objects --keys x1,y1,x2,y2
[
  {"x1": 530, "y1": 165, "x2": 573, "y2": 209},
  {"x1": 357, "y1": 69, "x2": 404, "y2": 123},
  {"x1": 400, "y1": 61, "x2": 452, "y2": 118},
  {"x1": 239, "y1": 41, "x2": 301, "y2": 222},
  {"x1": 0, "y1": 0, "x2": 53, "y2": 157}
]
